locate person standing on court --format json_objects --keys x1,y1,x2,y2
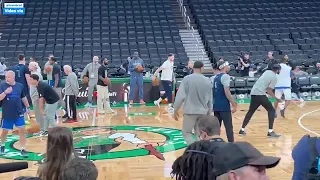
[
  {"x1": 239, "y1": 64, "x2": 282, "y2": 138},
  {"x1": 63, "y1": 65, "x2": 79, "y2": 123},
  {"x1": 29, "y1": 74, "x2": 60, "y2": 136},
  {"x1": 173, "y1": 61, "x2": 212, "y2": 145},
  {"x1": 128, "y1": 52, "x2": 145, "y2": 105},
  {"x1": 43, "y1": 54, "x2": 54, "y2": 87},
  {"x1": 28, "y1": 62, "x2": 45, "y2": 135},
  {"x1": 213, "y1": 60, "x2": 237, "y2": 142},
  {"x1": 152, "y1": 53, "x2": 175, "y2": 112},
  {"x1": 274, "y1": 57, "x2": 292, "y2": 118},
  {"x1": 11, "y1": 54, "x2": 31, "y2": 105},
  {"x1": 81, "y1": 56, "x2": 101, "y2": 108},
  {"x1": 97, "y1": 58, "x2": 115, "y2": 114},
  {"x1": 0, "y1": 71, "x2": 30, "y2": 157},
  {"x1": 49, "y1": 56, "x2": 64, "y2": 110}
]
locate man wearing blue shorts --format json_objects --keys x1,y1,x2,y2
[{"x1": 0, "y1": 71, "x2": 30, "y2": 158}]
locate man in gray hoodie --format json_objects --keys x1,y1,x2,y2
[
  {"x1": 128, "y1": 52, "x2": 145, "y2": 105},
  {"x1": 63, "y1": 65, "x2": 79, "y2": 123},
  {"x1": 81, "y1": 56, "x2": 101, "y2": 107}
]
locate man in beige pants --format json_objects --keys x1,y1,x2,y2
[
  {"x1": 97, "y1": 58, "x2": 115, "y2": 114},
  {"x1": 173, "y1": 61, "x2": 212, "y2": 145},
  {"x1": 28, "y1": 62, "x2": 45, "y2": 135}
]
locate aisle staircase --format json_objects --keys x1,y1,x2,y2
[{"x1": 170, "y1": 0, "x2": 212, "y2": 71}]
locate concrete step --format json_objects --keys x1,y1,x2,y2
[
  {"x1": 184, "y1": 45, "x2": 205, "y2": 48},
  {"x1": 181, "y1": 37, "x2": 202, "y2": 39},
  {"x1": 182, "y1": 39, "x2": 203, "y2": 42}
]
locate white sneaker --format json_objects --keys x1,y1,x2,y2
[
  {"x1": 167, "y1": 106, "x2": 174, "y2": 113},
  {"x1": 84, "y1": 102, "x2": 92, "y2": 108},
  {"x1": 154, "y1": 100, "x2": 160, "y2": 107}
]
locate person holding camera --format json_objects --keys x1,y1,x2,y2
[{"x1": 238, "y1": 53, "x2": 251, "y2": 77}]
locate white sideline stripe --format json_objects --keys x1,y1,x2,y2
[{"x1": 298, "y1": 109, "x2": 320, "y2": 136}]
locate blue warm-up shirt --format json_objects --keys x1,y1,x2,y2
[
  {"x1": 11, "y1": 64, "x2": 30, "y2": 90},
  {"x1": 128, "y1": 58, "x2": 144, "y2": 76},
  {"x1": 213, "y1": 73, "x2": 231, "y2": 112},
  {"x1": 292, "y1": 135, "x2": 320, "y2": 180},
  {"x1": 0, "y1": 82, "x2": 25, "y2": 120}
]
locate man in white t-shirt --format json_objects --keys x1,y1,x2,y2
[
  {"x1": 152, "y1": 53, "x2": 175, "y2": 112},
  {"x1": 274, "y1": 58, "x2": 292, "y2": 118}
]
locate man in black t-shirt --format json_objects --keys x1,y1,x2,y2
[
  {"x1": 49, "y1": 57, "x2": 64, "y2": 109},
  {"x1": 97, "y1": 58, "x2": 114, "y2": 114},
  {"x1": 30, "y1": 74, "x2": 59, "y2": 136},
  {"x1": 238, "y1": 53, "x2": 251, "y2": 77}
]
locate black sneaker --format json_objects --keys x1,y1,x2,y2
[
  {"x1": 21, "y1": 149, "x2": 28, "y2": 158},
  {"x1": 239, "y1": 129, "x2": 247, "y2": 136},
  {"x1": 0, "y1": 146, "x2": 5, "y2": 155},
  {"x1": 267, "y1": 131, "x2": 281, "y2": 138},
  {"x1": 62, "y1": 114, "x2": 68, "y2": 118}
]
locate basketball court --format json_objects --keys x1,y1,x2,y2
[{"x1": 0, "y1": 102, "x2": 319, "y2": 180}]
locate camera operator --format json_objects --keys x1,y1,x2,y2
[
  {"x1": 265, "y1": 51, "x2": 278, "y2": 70},
  {"x1": 237, "y1": 53, "x2": 251, "y2": 77}
]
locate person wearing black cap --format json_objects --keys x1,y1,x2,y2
[
  {"x1": 239, "y1": 64, "x2": 283, "y2": 138},
  {"x1": 214, "y1": 141, "x2": 281, "y2": 180},
  {"x1": 128, "y1": 52, "x2": 145, "y2": 105},
  {"x1": 174, "y1": 61, "x2": 212, "y2": 145},
  {"x1": 212, "y1": 60, "x2": 237, "y2": 142}
]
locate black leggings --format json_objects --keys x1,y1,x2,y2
[
  {"x1": 242, "y1": 95, "x2": 275, "y2": 130},
  {"x1": 214, "y1": 111, "x2": 234, "y2": 142}
]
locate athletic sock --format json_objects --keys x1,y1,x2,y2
[
  {"x1": 241, "y1": 128, "x2": 245, "y2": 131},
  {"x1": 268, "y1": 129, "x2": 273, "y2": 133},
  {"x1": 21, "y1": 147, "x2": 25, "y2": 150}
]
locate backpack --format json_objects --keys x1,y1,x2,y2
[{"x1": 307, "y1": 137, "x2": 320, "y2": 180}]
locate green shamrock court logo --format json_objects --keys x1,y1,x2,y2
[{"x1": 0, "y1": 126, "x2": 187, "y2": 163}]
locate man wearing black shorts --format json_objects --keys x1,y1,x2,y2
[{"x1": 30, "y1": 74, "x2": 60, "y2": 136}]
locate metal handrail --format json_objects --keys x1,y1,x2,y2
[{"x1": 177, "y1": 0, "x2": 204, "y2": 61}]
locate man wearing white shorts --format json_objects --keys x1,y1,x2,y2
[{"x1": 274, "y1": 58, "x2": 292, "y2": 118}]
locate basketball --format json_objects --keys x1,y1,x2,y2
[
  {"x1": 45, "y1": 65, "x2": 52, "y2": 72},
  {"x1": 152, "y1": 77, "x2": 160, "y2": 86},
  {"x1": 103, "y1": 77, "x2": 111, "y2": 85},
  {"x1": 136, "y1": 65, "x2": 144, "y2": 72},
  {"x1": 82, "y1": 76, "x2": 89, "y2": 84}
]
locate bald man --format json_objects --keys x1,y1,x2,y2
[
  {"x1": 0, "y1": 71, "x2": 30, "y2": 158},
  {"x1": 81, "y1": 56, "x2": 101, "y2": 108},
  {"x1": 63, "y1": 65, "x2": 79, "y2": 123}
]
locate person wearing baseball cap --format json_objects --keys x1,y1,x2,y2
[{"x1": 214, "y1": 141, "x2": 281, "y2": 180}]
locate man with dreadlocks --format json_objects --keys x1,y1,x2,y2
[{"x1": 171, "y1": 140, "x2": 227, "y2": 180}]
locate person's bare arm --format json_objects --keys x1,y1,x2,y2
[
  {"x1": 54, "y1": 73, "x2": 59, "y2": 88},
  {"x1": 221, "y1": 74, "x2": 237, "y2": 107},
  {"x1": 0, "y1": 92, "x2": 6, "y2": 101},
  {"x1": 39, "y1": 97, "x2": 45, "y2": 113},
  {"x1": 25, "y1": 74, "x2": 31, "y2": 87},
  {"x1": 21, "y1": 97, "x2": 30, "y2": 108}
]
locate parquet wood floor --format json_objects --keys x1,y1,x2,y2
[{"x1": 1, "y1": 102, "x2": 320, "y2": 180}]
